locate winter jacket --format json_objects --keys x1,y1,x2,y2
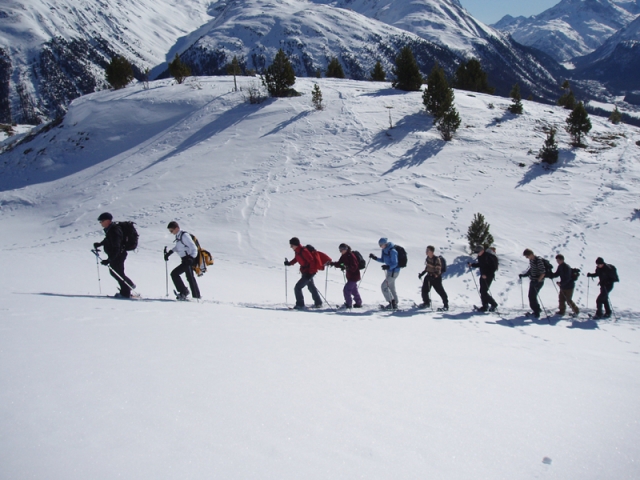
[
  {"x1": 524, "y1": 256, "x2": 546, "y2": 280},
  {"x1": 550, "y1": 262, "x2": 574, "y2": 290},
  {"x1": 590, "y1": 265, "x2": 616, "y2": 287},
  {"x1": 289, "y1": 245, "x2": 318, "y2": 275},
  {"x1": 470, "y1": 250, "x2": 498, "y2": 277},
  {"x1": 97, "y1": 223, "x2": 124, "y2": 260},
  {"x1": 332, "y1": 251, "x2": 361, "y2": 282},
  {"x1": 423, "y1": 255, "x2": 442, "y2": 277},
  {"x1": 173, "y1": 230, "x2": 198, "y2": 259},
  {"x1": 375, "y1": 242, "x2": 400, "y2": 273}
]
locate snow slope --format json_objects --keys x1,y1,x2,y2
[{"x1": 1, "y1": 77, "x2": 640, "y2": 478}]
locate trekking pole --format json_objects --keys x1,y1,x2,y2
[
  {"x1": 609, "y1": 298, "x2": 617, "y2": 322},
  {"x1": 92, "y1": 249, "x2": 138, "y2": 295},
  {"x1": 358, "y1": 258, "x2": 371, "y2": 288},
  {"x1": 285, "y1": 260, "x2": 289, "y2": 307},
  {"x1": 317, "y1": 287, "x2": 336, "y2": 312},
  {"x1": 587, "y1": 277, "x2": 590, "y2": 309},
  {"x1": 325, "y1": 268, "x2": 329, "y2": 301},
  {"x1": 164, "y1": 247, "x2": 169, "y2": 297},
  {"x1": 537, "y1": 292, "x2": 550, "y2": 321},
  {"x1": 520, "y1": 278, "x2": 524, "y2": 308},
  {"x1": 468, "y1": 267, "x2": 480, "y2": 299},
  {"x1": 92, "y1": 249, "x2": 102, "y2": 294}
]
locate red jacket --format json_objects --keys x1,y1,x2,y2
[
  {"x1": 289, "y1": 245, "x2": 318, "y2": 275},
  {"x1": 332, "y1": 251, "x2": 361, "y2": 282}
]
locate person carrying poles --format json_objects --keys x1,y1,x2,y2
[
  {"x1": 519, "y1": 249, "x2": 545, "y2": 318},
  {"x1": 93, "y1": 212, "x2": 136, "y2": 298},
  {"x1": 370, "y1": 238, "x2": 400, "y2": 310},
  {"x1": 284, "y1": 237, "x2": 323, "y2": 310},
  {"x1": 330, "y1": 243, "x2": 363, "y2": 310},
  {"x1": 548, "y1": 254, "x2": 579, "y2": 316},
  {"x1": 164, "y1": 221, "x2": 201, "y2": 301},
  {"x1": 586, "y1": 257, "x2": 617, "y2": 319},
  {"x1": 467, "y1": 245, "x2": 498, "y2": 312},
  {"x1": 418, "y1": 245, "x2": 448, "y2": 311}
]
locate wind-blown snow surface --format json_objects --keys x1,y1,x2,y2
[{"x1": 1, "y1": 77, "x2": 640, "y2": 478}]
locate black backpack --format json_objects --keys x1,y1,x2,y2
[
  {"x1": 438, "y1": 255, "x2": 447, "y2": 273},
  {"x1": 607, "y1": 264, "x2": 620, "y2": 283},
  {"x1": 485, "y1": 249, "x2": 499, "y2": 271},
  {"x1": 570, "y1": 268, "x2": 581, "y2": 281},
  {"x1": 353, "y1": 250, "x2": 367, "y2": 270},
  {"x1": 393, "y1": 245, "x2": 408, "y2": 268},
  {"x1": 117, "y1": 221, "x2": 139, "y2": 251},
  {"x1": 541, "y1": 257, "x2": 554, "y2": 277}
]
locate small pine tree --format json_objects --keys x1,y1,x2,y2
[
  {"x1": 168, "y1": 54, "x2": 191, "y2": 85},
  {"x1": 437, "y1": 106, "x2": 461, "y2": 141},
  {"x1": 538, "y1": 127, "x2": 559, "y2": 164},
  {"x1": 142, "y1": 67, "x2": 150, "y2": 90},
  {"x1": 609, "y1": 106, "x2": 622, "y2": 125},
  {"x1": 509, "y1": 83, "x2": 523, "y2": 114},
  {"x1": 371, "y1": 61, "x2": 386, "y2": 82},
  {"x1": 423, "y1": 63, "x2": 454, "y2": 122},
  {"x1": 467, "y1": 213, "x2": 495, "y2": 253},
  {"x1": 227, "y1": 55, "x2": 242, "y2": 92},
  {"x1": 263, "y1": 49, "x2": 297, "y2": 97},
  {"x1": 453, "y1": 58, "x2": 494, "y2": 94},
  {"x1": 312, "y1": 83, "x2": 323, "y2": 110},
  {"x1": 566, "y1": 101, "x2": 592, "y2": 146},
  {"x1": 326, "y1": 58, "x2": 345, "y2": 79},
  {"x1": 392, "y1": 46, "x2": 422, "y2": 92},
  {"x1": 105, "y1": 55, "x2": 134, "y2": 90},
  {"x1": 557, "y1": 80, "x2": 576, "y2": 110}
]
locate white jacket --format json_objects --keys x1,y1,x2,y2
[{"x1": 173, "y1": 230, "x2": 198, "y2": 258}]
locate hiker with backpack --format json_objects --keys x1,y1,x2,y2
[
  {"x1": 369, "y1": 238, "x2": 402, "y2": 310},
  {"x1": 418, "y1": 246, "x2": 448, "y2": 311},
  {"x1": 586, "y1": 257, "x2": 618, "y2": 319},
  {"x1": 330, "y1": 243, "x2": 363, "y2": 309},
  {"x1": 284, "y1": 237, "x2": 323, "y2": 309},
  {"x1": 164, "y1": 221, "x2": 201, "y2": 300},
  {"x1": 467, "y1": 245, "x2": 499, "y2": 312},
  {"x1": 548, "y1": 254, "x2": 580, "y2": 316},
  {"x1": 519, "y1": 249, "x2": 546, "y2": 318},
  {"x1": 93, "y1": 212, "x2": 136, "y2": 298}
]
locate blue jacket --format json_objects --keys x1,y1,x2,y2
[{"x1": 376, "y1": 242, "x2": 400, "y2": 273}]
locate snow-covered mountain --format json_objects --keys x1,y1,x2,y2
[
  {"x1": 493, "y1": 0, "x2": 637, "y2": 63},
  {"x1": 0, "y1": 0, "x2": 213, "y2": 123}
]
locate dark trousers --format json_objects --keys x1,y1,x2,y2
[
  {"x1": 109, "y1": 252, "x2": 133, "y2": 297},
  {"x1": 528, "y1": 279, "x2": 544, "y2": 315},
  {"x1": 596, "y1": 284, "x2": 614, "y2": 315},
  {"x1": 479, "y1": 274, "x2": 497, "y2": 309},
  {"x1": 294, "y1": 273, "x2": 322, "y2": 307},
  {"x1": 171, "y1": 256, "x2": 201, "y2": 299},
  {"x1": 422, "y1": 275, "x2": 448, "y2": 307}
]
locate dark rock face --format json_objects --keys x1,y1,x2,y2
[{"x1": 0, "y1": 48, "x2": 11, "y2": 124}]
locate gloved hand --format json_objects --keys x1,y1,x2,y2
[
  {"x1": 101, "y1": 259, "x2": 109, "y2": 266},
  {"x1": 587, "y1": 273, "x2": 595, "y2": 278},
  {"x1": 164, "y1": 249, "x2": 173, "y2": 261},
  {"x1": 519, "y1": 273, "x2": 526, "y2": 278},
  {"x1": 369, "y1": 254, "x2": 377, "y2": 260},
  {"x1": 93, "y1": 242, "x2": 101, "y2": 249},
  {"x1": 418, "y1": 271, "x2": 425, "y2": 279},
  {"x1": 284, "y1": 259, "x2": 290, "y2": 266},
  {"x1": 382, "y1": 265, "x2": 389, "y2": 271},
  {"x1": 340, "y1": 265, "x2": 346, "y2": 271}
]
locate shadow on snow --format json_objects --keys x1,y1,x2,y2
[{"x1": 516, "y1": 149, "x2": 576, "y2": 187}]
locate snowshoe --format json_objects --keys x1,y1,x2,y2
[{"x1": 437, "y1": 306, "x2": 449, "y2": 312}]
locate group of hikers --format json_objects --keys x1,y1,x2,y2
[{"x1": 92, "y1": 213, "x2": 619, "y2": 319}]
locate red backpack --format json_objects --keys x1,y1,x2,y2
[{"x1": 305, "y1": 245, "x2": 332, "y2": 271}]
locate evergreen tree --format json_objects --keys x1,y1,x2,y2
[
  {"x1": 508, "y1": 83, "x2": 523, "y2": 114},
  {"x1": 142, "y1": 67, "x2": 150, "y2": 90},
  {"x1": 453, "y1": 58, "x2": 494, "y2": 94},
  {"x1": 538, "y1": 127, "x2": 559, "y2": 164},
  {"x1": 467, "y1": 213, "x2": 494, "y2": 253},
  {"x1": 105, "y1": 55, "x2": 134, "y2": 90},
  {"x1": 565, "y1": 101, "x2": 592, "y2": 146},
  {"x1": 312, "y1": 83, "x2": 323, "y2": 110},
  {"x1": 437, "y1": 106, "x2": 461, "y2": 141},
  {"x1": 326, "y1": 58, "x2": 345, "y2": 79},
  {"x1": 392, "y1": 46, "x2": 422, "y2": 92},
  {"x1": 371, "y1": 61, "x2": 386, "y2": 82},
  {"x1": 557, "y1": 80, "x2": 576, "y2": 110},
  {"x1": 609, "y1": 106, "x2": 622, "y2": 125},
  {"x1": 227, "y1": 55, "x2": 242, "y2": 92},
  {"x1": 263, "y1": 49, "x2": 297, "y2": 97},
  {"x1": 423, "y1": 63, "x2": 454, "y2": 122},
  {"x1": 168, "y1": 54, "x2": 191, "y2": 85}
]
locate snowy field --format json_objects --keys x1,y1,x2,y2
[{"x1": 1, "y1": 77, "x2": 639, "y2": 479}]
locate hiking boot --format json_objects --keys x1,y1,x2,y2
[
  {"x1": 381, "y1": 303, "x2": 394, "y2": 310},
  {"x1": 311, "y1": 303, "x2": 323, "y2": 309},
  {"x1": 418, "y1": 303, "x2": 430, "y2": 309},
  {"x1": 474, "y1": 305, "x2": 487, "y2": 312},
  {"x1": 437, "y1": 306, "x2": 448, "y2": 312},
  {"x1": 293, "y1": 304, "x2": 306, "y2": 310},
  {"x1": 593, "y1": 312, "x2": 604, "y2": 319},
  {"x1": 176, "y1": 292, "x2": 189, "y2": 301},
  {"x1": 489, "y1": 304, "x2": 498, "y2": 312},
  {"x1": 353, "y1": 304, "x2": 363, "y2": 308},
  {"x1": 337, "y1": 304, "x2": 351, "y2": 310},
  {"x1": 391, "y1": 300, "x2": 398, "y2": 310},
  {"x1": 556, "y1": 311, "x2": 565, "y2": 315},
  {"x1": 603, "y1": 312, "x2": 612, "y2": 318}
]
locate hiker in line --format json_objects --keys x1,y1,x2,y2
[
  {"x1": 587, "y1": 257, "x2": 616, "y2": 318},
  {"x1": 370, "y1": 238, "x2": 400, "y2": 310},
  {"x1": 519, "y1": 249, "x2": 545, "y2": 318},
  {"x1": 549, "y1": 254, "x2": 579, "y2": 316},
  {"x1": 418, "y1": 245, "x2": 448, "y2": 311},
  {"x1": 330, "y1": 243, "x2": 362, "y2": 309},
  {"x1": 164, "y1": 221, "x2": 201, "y2": 300},
  {"x1": 93, "y1": 212, "x2": 135, "y2": 298},
  {"x1": 285, "y1": 237, "x2": 322, "y2": 309},
  {"x1": 467, "y1": 245, "x2": 499, "y2": 312}
]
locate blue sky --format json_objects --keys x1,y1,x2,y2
[{"x1": 461, "y1": 0, "x2": 559, "y2": 24}]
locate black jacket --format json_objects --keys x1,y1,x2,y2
[
  {"x1": 97, "y1": 223, "x2": 124, "y2": 260},
  {"x1": 470, "y1": 250, "x2": 498, "y2": 277},
  {"x1": 550, "y1": 262, "x2": 574, "y2": 290},
  {"x1": 590, "y1": 265, "x2": 616, "y2": 287}
]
